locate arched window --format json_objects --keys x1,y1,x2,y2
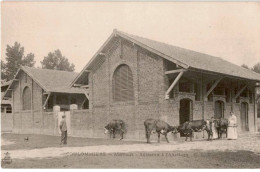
[
  {"x1": 112, "y1": 64, "x2": 134, "y2": 101},
  {"x1": 23, "y1": 86, "x2": 31, "y2": 110}
]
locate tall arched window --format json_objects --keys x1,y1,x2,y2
[
  {"x1": 112, "y1": 64, "x2": 134, "y2": 101},
  {"x1": 23, "y1": 86, "x2": 31, "y2": 110}
]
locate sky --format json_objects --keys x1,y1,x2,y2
[{"x1": 1, "y1": 2, "x2": 260, "y2": 72}]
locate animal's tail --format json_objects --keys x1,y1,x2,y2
[
  {"x1": 144, "y1": 122, "x2": 148, "y2": 139},
  {"x1": 121, "y1": 121, "x2": 127, "y2": 134}
]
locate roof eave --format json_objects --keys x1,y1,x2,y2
[
  {"x1": 70, "y1": 31, "x2": 117, "y2": 87},
  {"x1": 188, "y1": 67, "x2": 260, "y2": 83}
]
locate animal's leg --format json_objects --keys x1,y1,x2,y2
[
  {"x1": 120, "y1": 130, "x2": 124, "y2": 140},
  {"x1": 113, "y1": 131, "x2": 115, "y2": 139},
  {"x1": 147, "y1": 131, "x2": 151, "y2": 143},
  {"x1": 157, "y1": 132, "x2": 161, "y2": 143},
  {"x1": 226, "y1": 129, "x2": 228, "y2": 138},
  {"x1": 190, "y1": 132, "x2": 193, "y2": 142},
  {"x1": 165, "y1": 134, "x2": 169, "y2": 143},
  {"x1": 145, "y1": 131, "x2": 148, "y2": 143}
]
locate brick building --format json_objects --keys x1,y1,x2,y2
[
  {"x1": 2, "y1": 66, "x2": 88, "y2": 134},
  {"x1": 1, "y1": 81, "x2": 13, "y2": 132},
  {"x1": 72, "y1": 29, "x2": 260, "y2": 139}
]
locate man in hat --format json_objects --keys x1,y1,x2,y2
[{"x1": 59, "y1": 114, "x2": 67, "y2": 145}]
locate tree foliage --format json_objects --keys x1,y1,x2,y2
[
  {"x1": 241, "y1": 64, "x2": 249, "y2": 69},
  {"x1": 2, "y1": 42, "x2": 35, "y2": 81},
  {"x1": 40, "y1": 49, "x2": 75, "y2": 72},
  {"x1": 252, "y1": 62, "x2": 260, "y2": 74}
]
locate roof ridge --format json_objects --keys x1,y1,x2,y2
[
  {"x1": 116, "y1": 29, "x2": 228, "y2": 61},
  {"x1": 115, "y1": 29, "x2": 260, "y2": 80},
  {"x1": 22, "y1": 66, "x2": 79, "y2": 74}
]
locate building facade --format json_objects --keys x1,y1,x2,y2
[{"x1": 72, "y1": 30, "x2": 260, "y2": 140}]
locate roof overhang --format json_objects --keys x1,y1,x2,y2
[{"x1": 188, "y1": 67, "x2": 260, "y2": 83}]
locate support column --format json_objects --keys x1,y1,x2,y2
[
  {"x1": 254, "y1": 87, "x2": 258, "y2": 132},
  {"x1": 53, "y1": 93, "x2": 56, "y2": 106}
]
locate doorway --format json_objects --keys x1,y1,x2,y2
[
  {"x1": 241, "y1": 102, "x2": 249, "y2": 131},
  {"x1": 179, "y1": 99, "x2": 193, "y2": 125},
  {"x1": 214, "y1": 100, "x2": 224, "y2": 119}
]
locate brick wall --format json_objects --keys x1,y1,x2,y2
[
  {"x1": 1, "y1": 113, "x2": 13, "y2": 132},
  {"x1": 70, "y1": 109, "x2": 93, "y2": 137}
]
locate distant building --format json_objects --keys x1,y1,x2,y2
[
  {"x1": 1, "y1": 66, "x2": 88, "y2": 133},
  {"x1": 1, "y1": 80, "x2": 12, "y2": 114}
]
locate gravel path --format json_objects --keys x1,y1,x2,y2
[{"x1": 2, "y1": 133, "x2": 260, "y2": 160}]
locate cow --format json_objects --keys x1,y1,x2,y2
[
  {"x1": 177, "y1": 120, "x2": 213, "y2": 141},
  {"x1": 144, "y1": 119, "x2": 177, "y2": 143},
  {"x1": 104, "y1": 120, "x2": 126, "y2": 140},
  {"x1": 214, "y1": 118, "x2": 228, "y2": 139}
]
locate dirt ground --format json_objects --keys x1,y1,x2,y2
[{"x1": 1, "y1": 132, "x2": 260, "y2": 168}]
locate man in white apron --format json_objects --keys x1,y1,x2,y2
[{"x1": 227, "y1": 112, "x2": 238, "y2": 140}]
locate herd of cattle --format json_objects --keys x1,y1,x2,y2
[{"x1": 104, "y1": 118, "x2": 229, "y2": 143}]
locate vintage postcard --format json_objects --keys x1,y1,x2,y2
[{"x1": 1, "y1": 1, "x2": 260, "y2": 169}]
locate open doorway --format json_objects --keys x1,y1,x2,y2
[{"x1": 179, "y1": 98, "x2": 193, "y2": 125}]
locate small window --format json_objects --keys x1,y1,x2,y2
[
  {"x1": 112, "y1": 64, "x2": 134, "y2": 102},
  {"x1": 6, "y1": 106, "x2": 12, "y2": 113}
]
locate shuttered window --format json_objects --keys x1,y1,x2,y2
[
  {"x1": 23, "y1": 87, "x2": 31, "y2": 110},
  {"x1": 112, "y1": 65, "x2": 134, "y2": 101}
]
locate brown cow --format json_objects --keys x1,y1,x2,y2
[
  {"x1": 214, "y1": 118, "x2": 228, "y2": 139},
  {"x1": 144, "y1": 119, "x2": 177, "y2": 143},
  {"x1": 177, "y1": 120, "x2": 213, "y2": 141},
  {"x1": 104, "y1": 120, "x2": 126, "y2": 140}
]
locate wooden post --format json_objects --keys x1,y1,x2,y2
[
  {"x1": 165, "y1": 71, "x2": 184, "y2": 99},
  {"x1": 53, "y1": 93, "x2": 56, "y2": 106},
  {"x1": 205, "y1": 77, "x2": 224, "y2": 99},
  {"x1": 68, "y1": 94, "x2": 71, "y2": 105},
  {"x1": 191, "y1": 82, "x2": 195, "y2": 93},
  {"x1": 201, "y1": 74, "x2": 205, "y2": 138},
  {"x1": 31, "y1": 80, "x2": 34, "y2": 133},
  {"x1": 254, "y1": 87, "x2": 258, "y2": 132},
  {"x1": 234, "y1": 85, "x2": 247, "y2": 99}
]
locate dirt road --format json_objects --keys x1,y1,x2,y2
[{"x1": 2, "y1": 133, "x2": 260, "y2": 160}]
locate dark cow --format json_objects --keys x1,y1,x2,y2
[
  {"x1": 214, "y1": 118, "x2": 228, "y2": 139},
  {"x1": 177, "y1": 120, "x2": 213, "y2": 141},
  {"x1": 144, "y1": 119, "x2": 177, "y2": 143},
  {"x1": 104, "y1": 120, "x2": 126, "y2": 140}
]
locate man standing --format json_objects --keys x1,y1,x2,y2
[{"x1": 59, "y1": 114, "x2": 67, "y2": 145}]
